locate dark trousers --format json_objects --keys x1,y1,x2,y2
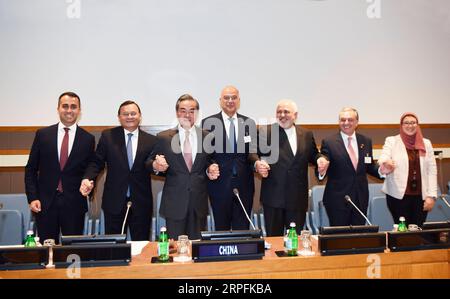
[
  {"x1": 35, "y1": 192, "x2": 85, "y2": 244},
  {"x1": 326, "y1": 194, "x2": 367, "y2": 226},
  {"x1": 386, "y1": 194, "x2": 428, "y2": 227},
  {"x1": 166, "y1": 210, "x2": 206, "y2": 241},
  {"x1": 211, "y1": 189, "x2": 253, "y2": 231},
  {"x1": 263, "y1": 205, "x2": 306, "y2": 236},
  {"x1": 104, "y1": 199, "x2": 152, "y2": 241}
]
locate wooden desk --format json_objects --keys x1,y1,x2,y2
[{"x1": 1, "y1": 237, "x2": 449, "y2": 279}]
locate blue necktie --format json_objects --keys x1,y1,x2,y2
[
  {"x1": 228, "y1": 117, "x2": 237, "y2": 176},
  {"x1": 126, "y1": 133, "x2": 133, "y2": 197}
]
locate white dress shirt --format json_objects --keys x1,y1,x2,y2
[
  {"x1": 124, "y1": 128, "x2": 139, "y2": 163},
  {"x1": 57, "y1": 122, "x2": 77, "y2": 161},
  {"x1": 283, "y1": 125, "x2": 297, "y2": 155},
  {"x1": 178, "y1": 124, "x2": 198, "y2": 163},
  {"x1": 340, "y1": 131, "x2": 359, "y2": 162},
  {"x1": 221, "y1": 111, "x2": 238, "y2": 142}
]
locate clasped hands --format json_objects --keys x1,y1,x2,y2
[{"x1": 153, "y1": 154, "x2": 220, "y2": 180}]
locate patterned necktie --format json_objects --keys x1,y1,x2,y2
[
  {"x1": 347, "y1": 136, "x2": 358, "y2": 170},
  {"x1": 58, "y1": 127, "x2": 70, "y2": 192},
  {"x1": 183, "y1": 130, "x2": 193, "y2": 172},
  {"x1": 126, "y1": 133, "x2": 133, "y2": 197}
]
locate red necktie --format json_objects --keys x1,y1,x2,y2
[
  {"x1": 347, "y1": 136, "x2": 358, "y2": 170},
  {"x1": 183, "y1": 130, "x2": 193, "y2": 172},
  {"x1": 58, "y1": 127, "x2": 69, "y2": 192}
]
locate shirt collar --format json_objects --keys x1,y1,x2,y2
[
  {"x1": 221, "y1": 111, "x2": 237, "y2": 121},
  {"x1": 340, "y1": 131, "x2": 356, "y2": 140},
  {"x1": 58, "y1": 122, "x2": 77, "y2": 131},
  {"x1": 124, "y1": 128, "x2": 139, "y2": 136}
]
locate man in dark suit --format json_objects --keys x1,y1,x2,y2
[
  {"x1": 320, "y1": 107, "x2": 382, "y2": 226},
  {"x1": 256, "y1": 100, "x2": 328, "y2": 236},
  {"x1": 80, "y1": 100, "x2": 157, "y2": 240},
  {"x1": 148, "y1": 94, "x2": 219, "y2": 240},
  {"x1": 201, "y1": 86, "x2": 259, "y2": 230},
  {"x1": 25, "y1": 92, "x2": 95, "y2": 243}
]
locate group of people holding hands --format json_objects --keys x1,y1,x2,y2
[{"x1": 24, "y1": 86, "x2": 437, "y2": 243}]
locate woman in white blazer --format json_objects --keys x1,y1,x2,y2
[{"x1": 378, "y1": 112, "x2": 437, "y2": 227}]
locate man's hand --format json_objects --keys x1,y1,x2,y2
[
  {"x1": 423, "y1": 197, "x2": 435, "y2": 211},
  {"x1": 80, "y1": 179, "x2": 94, "y2": 196},
  {"x1": 153, "y1": 155, "x2": 169, "y2": 172},
  {"x1": 317, "y1": 157, "x2": 329, "y2": 176},
  {"x1": 207, "y1": 163, "x2": 220, "y2": 180},
  {"x1": 255, "y1": 160, "x2": 270, "y2": 178},
  {"x1": 29, "y1": 200, "x2": 41, "y2": 213}
]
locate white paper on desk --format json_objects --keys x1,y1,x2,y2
[{"x1": 127, "y1": 241, "x2": 149, "y2": 256}]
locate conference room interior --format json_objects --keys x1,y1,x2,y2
[{"x1": 1, "y1": 1, "x2": 450, "y2": 281}]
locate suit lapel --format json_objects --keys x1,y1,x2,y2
[
  {"x1": 356, "y1": 133, "x2": 366, "y2": 172},
  {"x1": 50, "y1": 124, "x2": 60, "y2": 168},
  {"x1": 114, "y1": 127, "x2": 128, "y2": 170},
  {"x1": 294, "y1": 125, "x2": 304, "y2": 159},
  {"x1": 191, "y1": 126, "x2": 204, "y2": 172}
]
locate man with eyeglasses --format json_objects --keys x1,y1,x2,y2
[
  {"x1": 147, "y1": 94, "x2": 220, "y2": 240},
  {"x1": 25, "y1": 92, "x2": 95, "y2": 243},
  {"x1": 80, "y1": 100, "x2": 157, "y2": 240},
  {"x1": 201, "y1": 86, "x2": 259, "y2": 230},
  {"x1": 319, "y1": 107, "x2": 382, "y2": 226}
]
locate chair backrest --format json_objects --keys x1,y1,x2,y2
[
  {"x1": 368, "y1": 183, "x2": 384, "y2": 202},
  {"x1": 426, "y1": 195, "x2": 450, "y2": 222},
  {"x1": 0, "y1": 194, "x2": 33, "y2": 239},
  {"x1": 367, "y1": 195, "x2": 394, "y2": 231},
  {"x1": 0, "y1": 210, "x2": 23, "y2": 245},
  {"x1": 310, "y1": 185, "x2": 328, "y2": 234}
]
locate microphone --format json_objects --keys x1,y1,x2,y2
[
  {"x1": 233, "y1": 188, "x2": 256, "y2": 230},
  {"x1": 121, "y1": 201, "x2": 132, "y2": 235},
  {"x1": 345, "y1": 195, "x2": 373, "y2": 226}
]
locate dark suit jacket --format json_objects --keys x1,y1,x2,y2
[
  {"x1": 25, "y1": 124, "x2": 95, "y2": 214},
  {"x1": 148, "y1": 127, "x2": 212, "y2": 221},
  {"x1": 259, "y1": 124, "x2": 321, "y2": 212},
  {"x1": 83, "y1": 126, "x2": 157, "y2": 215},
  {"x1": 320, "y1": 132, "x2": 381, "y2": 213},
  {"x1": 201, "y1": 112, "x2": 258, "y2": 207}
]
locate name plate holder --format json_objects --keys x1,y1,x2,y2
[
  {"x1": 387, "y1": 228, "x2": 450, "y2": 252},
  {"x1": 0, "y1": 246, "x2": 49, "y2": 270},
  {"x1": 192, "y1": 238, "x2": 265, "y2": 262},
  {"x1": 53, "y1": 234, "x2": 131, "y2": 268},
  {"x1": 318, "y1": 233, "x2": 386, "y2": 256}
]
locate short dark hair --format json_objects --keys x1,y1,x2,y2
[
  {"x1": 175, "y1": 94, "x2": 200, "y2": 111},
  {"x1": 58, "y1": 91, "x2": 81, "y2": 108},
  {"x1": 118, "y1": 100, "x2": 141, "y2": 116}
]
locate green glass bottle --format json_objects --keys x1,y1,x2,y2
[
  {"x1": 398, "y1": 217, "x2": 407, "y2": 232},
  {"x1": 287, "y1": 222, "x2": 298, "y2": 256},
  {"x1": 158, "y1": 226, "x2": 169, "y2": 261},
  {"x1": 24, "y1": 230, "x2": 36, "y2": 247}
]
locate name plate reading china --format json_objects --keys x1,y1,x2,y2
[{"x1": 192, "y1": 238, "x2": 265, "y2": 262}]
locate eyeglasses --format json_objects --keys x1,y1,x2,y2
[
  {"x1": 402, "y1": 121, "x2": 417, "y2": 126},
  {"x1": 222, "y1": 95, "x2": 238, "y2": 101}
]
